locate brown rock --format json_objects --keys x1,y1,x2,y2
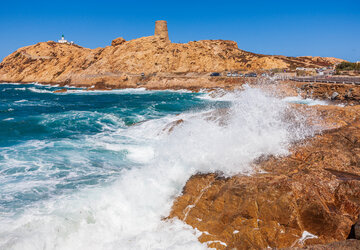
[
  {"x1": 284, "y1": 239, "x2": 360, "y2": 249},
  {"x1": 169, "y1": 117, "x2": 360, "y2": 249},
  {"x1": 111, "y1": 37, "x2": 126, "y2": 46}
]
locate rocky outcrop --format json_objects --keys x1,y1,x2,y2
[
  {"x1": 299, "y1": 82, "x2": 360, "y2": 103},
  {"x1": 111, "y1": 37, "x2": 126, "y2": 46},
  {"x1": 169, "y1": 115, "x2": 360, "y2": 249},
  {"x1": 0, "y1": 24, "x2": 346, "y2": 88}
]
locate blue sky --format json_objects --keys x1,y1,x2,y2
[{"x1": 0, "y1": 0, "x2": 359, "y2": 61}]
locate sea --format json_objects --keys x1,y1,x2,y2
[{"x1": 0, "y1": 82, "x2": 317, "y2": 249}]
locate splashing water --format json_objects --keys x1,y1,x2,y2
[{"x1": 0, "y1": 83, "x2": 315, "y2": 249}]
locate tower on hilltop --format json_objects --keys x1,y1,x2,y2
[{"x1": 154, "y1": 20, "x2": 169, "y2": 41}]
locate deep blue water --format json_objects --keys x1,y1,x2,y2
[{"x1": 0, "y1": 83, "x2": 223, "y2": 216}]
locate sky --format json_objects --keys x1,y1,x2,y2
[{"x1": 0, "y1": 0, "x2": 359, "y2": 62}]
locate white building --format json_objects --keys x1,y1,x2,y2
[{"x1": 58, "y1": 35, "x2": 74, "y2": 45}]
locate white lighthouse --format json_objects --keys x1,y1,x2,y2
[
  {"x1": 58, "y1": 34, "x2": 68, "y2": 44},
  {"x1": 58, "y1": 35, "x2": 74, "y2": 45}
]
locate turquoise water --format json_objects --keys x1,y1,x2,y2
[{"x1": 0, "y1": 83, "x2": 224, "y2": 216}]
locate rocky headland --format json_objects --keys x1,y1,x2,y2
[{"x1": 0, "y1": 21, "x2": 345, "y2": 90}]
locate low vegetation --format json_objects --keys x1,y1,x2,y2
[{"x1": 336, "y1": 61, "x2": 360, "y2": 71}]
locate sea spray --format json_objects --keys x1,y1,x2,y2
[
  {"x1": 158, "y1": 85, "x2": 314, "y2": 175},
  {"x1": 0, "y1": 83, "x2": 316, "y2": 249}
]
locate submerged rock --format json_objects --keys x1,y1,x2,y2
[
  {"x1": 169, "y1": 117, "x2": 360, "y2": 249},
  {"x1": 53, "y1": 88, "x2": 67, "y2": 93}
]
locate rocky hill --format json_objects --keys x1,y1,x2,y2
[{"x1": 0, "y1": 21, "x2": 346, "y2": 88}]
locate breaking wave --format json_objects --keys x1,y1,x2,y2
[{"x1": 0, "y1": 83, "x2": 315, "y2": 249}]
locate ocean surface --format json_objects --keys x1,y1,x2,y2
[{"x1": 0, "y1": 83, "x2": 316, "y2": 249}]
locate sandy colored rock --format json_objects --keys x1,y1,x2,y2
[
  {"x1": 0, "y1": 21, "x2": 346, "y2": 89},
  {"x1": 169, "y1": 113, "x2": 360, "y2": 249},
  {"x1": 111, "y1": 37, "x2": 126, "y2": 46}
]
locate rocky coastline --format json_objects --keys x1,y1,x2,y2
[
  {"x1": 1, "y1": 21, "x2": 359, "y2": 250},
  {"x1": 169, "y1": 105, "x2": 360, "y2": 249}
]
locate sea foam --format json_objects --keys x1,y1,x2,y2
[{"x1": 0, "y1": 85, "x2": 315, "y2": 250}]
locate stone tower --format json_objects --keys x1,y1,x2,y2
[{"x1": 154, "y1": 20, "x2": 169, "y2": 41}]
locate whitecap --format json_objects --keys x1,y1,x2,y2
[
  {"x1": 2, "y1": 118, "x2": 14, "y2": 121},
  {"x1": 28, "y1": 87, "x2": 53, "y2": 93},
  {"x1": 14, "y1": 99, "x2": 27, "y2": 103}
]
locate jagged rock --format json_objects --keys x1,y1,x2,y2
[
  {"x1": 284, "y1": 239, "x2": 360, "y2": 249},
  {"x1": 169, "y1": 117, "x2": 360, "y2": 249},
  {"x1": 111, "y1": 37, "x2": 126, "y2": 46}
]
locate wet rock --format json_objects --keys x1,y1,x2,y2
[
  {"x1": 169, "y1": 118, "x2": 360, "y2": 249},
  {"x1": 53, "y1": 88, "x2": 67, "y2": 93},
  {"x1": 162, "y1": 119, "x2": 184, "y2": 133},
  {"x1": 284, "y1": 239, "x2": 360, "y2": 249}
]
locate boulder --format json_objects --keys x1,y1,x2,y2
[
  {"x1": 331, "y1": 91, "x2": 339, "y2": 100},
  {"x1": 111, "y1": 37, "x2": 126, "y2": 46}
]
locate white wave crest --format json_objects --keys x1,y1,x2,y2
[{"x1": 28, "y1": 87, "x2": 53, "y2": 93}]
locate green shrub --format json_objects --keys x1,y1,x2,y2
[{"x1": 336, "y1": 62, "x2": 358, "y2": 71}]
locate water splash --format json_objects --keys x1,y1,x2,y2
[{"x1": 0, "y1": 84, "x2": 316, "y2": 249}]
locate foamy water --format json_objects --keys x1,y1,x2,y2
[{"x1": 0, "y1": 83, "x2": 316, "y2": 249}]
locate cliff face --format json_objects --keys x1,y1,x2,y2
[
  {"x1": 0, "y1": 36, "x2": 345, "y2": 87},
  {"x1": 169, "y1": 106, "x2": 360, "y2": 249}
]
